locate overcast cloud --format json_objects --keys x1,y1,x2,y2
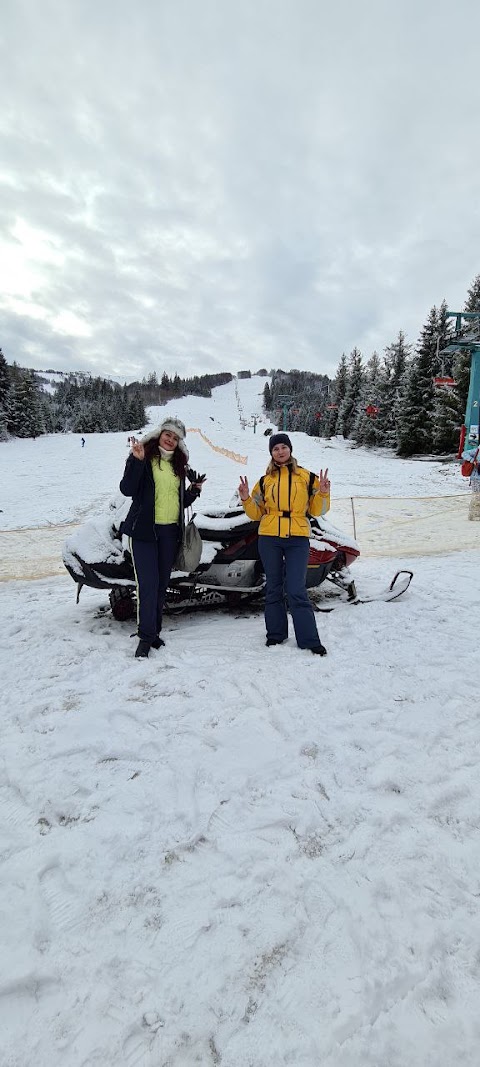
[{"x1": 1, "y1": 0, "x2": 480, "y2": 382}]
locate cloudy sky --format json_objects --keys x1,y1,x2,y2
[{"x1": 2, "y1": 0, "x2": 480, "y2": 383}]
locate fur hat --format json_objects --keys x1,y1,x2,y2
[
  {"x1": 268, "y1": 432, "x2": 292, "y2": 454},
  {"x1": 141, "y1": 417, "x2": 188, "y2": 457}
]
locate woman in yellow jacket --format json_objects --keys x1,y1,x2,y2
[{"x1": 238, "y1": 433, "x2": 330, "y2": 655}]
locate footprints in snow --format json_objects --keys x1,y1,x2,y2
[
  {"x1": 38, "y1": 862, "x2": 84, "y2": 935},
  {"x1": 37, "y1": 806, "x2": 98, "y2": 834}
]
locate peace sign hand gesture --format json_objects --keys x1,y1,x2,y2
[
  {"x1": 238, "y1": 476, "x2": 250, "y2": 501},
  {"x1": 130, "y1": 436, "x2": 145, "y2": 461},
  {"x1": 318, "y1": 468, "x2": 330, "y2": 493}
]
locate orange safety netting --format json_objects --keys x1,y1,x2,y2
[
  {"x1": 187, "y1": 428, "x2": 247, "y2": 464},
  {"x1": 329, "y1": 494, "x2": 475, "y2": 557}
]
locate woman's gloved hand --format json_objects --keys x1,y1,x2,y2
[{"x1": 187, "y1": 468, "x2": 207, "y2": 492}]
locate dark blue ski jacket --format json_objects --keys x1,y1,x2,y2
[{"x1": 119, "y1": 455, "x2": 200, "y2": 543}]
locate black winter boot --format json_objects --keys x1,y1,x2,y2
[
  {"x1": 135, "y1": 640, "x2": 150, "y2": 658},
  {"x1": 310, "y1": 643, "x2": 327, "y2": 656},
  {"x1": 151, "y1": 636, "x2": 165, "y2": 649},
  {"x1": 266, "y1": 638, "x2": 285, "y2": 646}
]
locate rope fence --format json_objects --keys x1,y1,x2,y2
[
  {"x1": 331, "y1": 494, "x2": 477, "y2": 557},
  {"x1": 0, "y1": 495, "x2": 477, "y2": 581}
]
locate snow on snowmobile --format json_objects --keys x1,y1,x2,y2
[{"x1": 62, "y1": 492, "x2": 412, "y2": 620}]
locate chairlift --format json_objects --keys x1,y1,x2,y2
[
  {"x1": 434, "y1": 334, "x2": 457, "y2": 388},
  {"x1": 433, "y1": 376, "x2": 457, "y2": 389}
]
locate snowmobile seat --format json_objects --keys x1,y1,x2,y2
[{"x1": 195, "y1": 508, "x2": 259, "y2": 544}]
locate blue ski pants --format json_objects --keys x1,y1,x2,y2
[
  {"x1": 258, "y1": 535, "x2": 321, "y2": 649},
  {"x1": 131, "y1": 524, "x2": 179, "y2": 643}
]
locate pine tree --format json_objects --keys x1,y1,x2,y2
[
  {"x1": 304, "y1": 380, "x2": 329, "y2": 436},
  {"x1": 324, "y1": 354, "x2": 348, "y2": 437},
  {"x1": 9, "y1": 372, "x2": 45, "y2": 438},
  {"x1": 396, "y1": 361, "x2": 427, "y2": 456},
  {"x1": 429, "y1": 300, "x2": 459, "y2": 452},
  {"x1": 352, "y1": 351, "x2": 382, "y2": 446},
  {"x1": 432, "y1": 384, "x2": 461, "y2": 454},
  {"x1": 337, "y1": 348, "x2": 364, "y2": 439},
  {"x1": 0, "y1": 349, "x2": 9, "y2": 440},
  {"x1": 464, "y1": 273, "x2": 480, "y2": 314},
  {"x1": 128, "y1": 390, "x2": 146, "y2": 428},
  {"x1": 416, "y1": 306, "x2": 439, "y2": 451},
  {"x1": 375, "y1": 330, "x2": 411, "y2": 449},
  {"x1": 0, "y1": 347, "x2": 10, "y2": 409},
  {"x1": 40, "y1": 393, "x2": 55, "y2": 434},
  {"x1": 395, "y1": 307, "x2": 439, "y2": 456},
  {"x1": 0, "y1": 407, "x2": 8, "y2": 440}
]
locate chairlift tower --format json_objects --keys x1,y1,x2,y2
[
  {"x1": 440, "y1": 311, "x2": 480, "y2": 450},
  {"x1": 277, "y1": 394, "x2": 294, "y2": 431}
]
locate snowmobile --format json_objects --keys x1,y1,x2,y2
[{"x1": 62, "y1": 493, "x2": 413, "y2": 620}]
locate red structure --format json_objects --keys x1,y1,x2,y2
[{"x1": 433, "y1": 376, "x2": 457, "y2": 388}]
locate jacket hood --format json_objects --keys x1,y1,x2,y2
[{"x1": 141, "y1": 417, "x2": 189, "y2": 458}]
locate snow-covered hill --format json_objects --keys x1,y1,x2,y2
[{"x1": 34, "y1": 367, "x2": 130, "y2": 392}]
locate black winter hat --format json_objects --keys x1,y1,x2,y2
[{"x1": 269, "y1": 432, "x2": 292, "y2": 454}]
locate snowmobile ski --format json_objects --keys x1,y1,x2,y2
[
  {"x1": 353, "y1": 569, "x2": 413, "y2": 604},
  {"x1": 313, "y1": 570, "x2": 413, "y2": 611}
]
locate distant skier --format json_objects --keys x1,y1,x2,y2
[{"x1": 81, "y1": 437, "x2": 85, "y2": 447}]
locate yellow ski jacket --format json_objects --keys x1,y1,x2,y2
[{"x1": 242, "y1": 464, "x2": 330, "y2": 538}]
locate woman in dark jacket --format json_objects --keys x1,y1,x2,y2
[{"x1": 120, "y1": 417, "x2": 205, "y2": 657}]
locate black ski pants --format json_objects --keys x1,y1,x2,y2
[
  {"x1": 258, "y1": 534, "x2": 320, "y2": 649},
  {"x1": 131, "y1": 524, "x2": 179, "y2": 643}
]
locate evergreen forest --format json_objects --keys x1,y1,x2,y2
[
  {"x1": 264, "y1": 274, "x2": 480, "y2": 456},
  {"x1": 0, "y1": 362, "x2": 232, "y2": 442}
]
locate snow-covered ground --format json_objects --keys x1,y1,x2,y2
[
  {"x1": 0, "y1": 376, "x2": 469, "y2": 533},
  {"x1": 1, "y1": 377, "x2": 479, "y2": 1066}
]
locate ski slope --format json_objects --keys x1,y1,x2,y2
[{"x1": 0, "y1": 376, "x2": 479, "y2": 1067}]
